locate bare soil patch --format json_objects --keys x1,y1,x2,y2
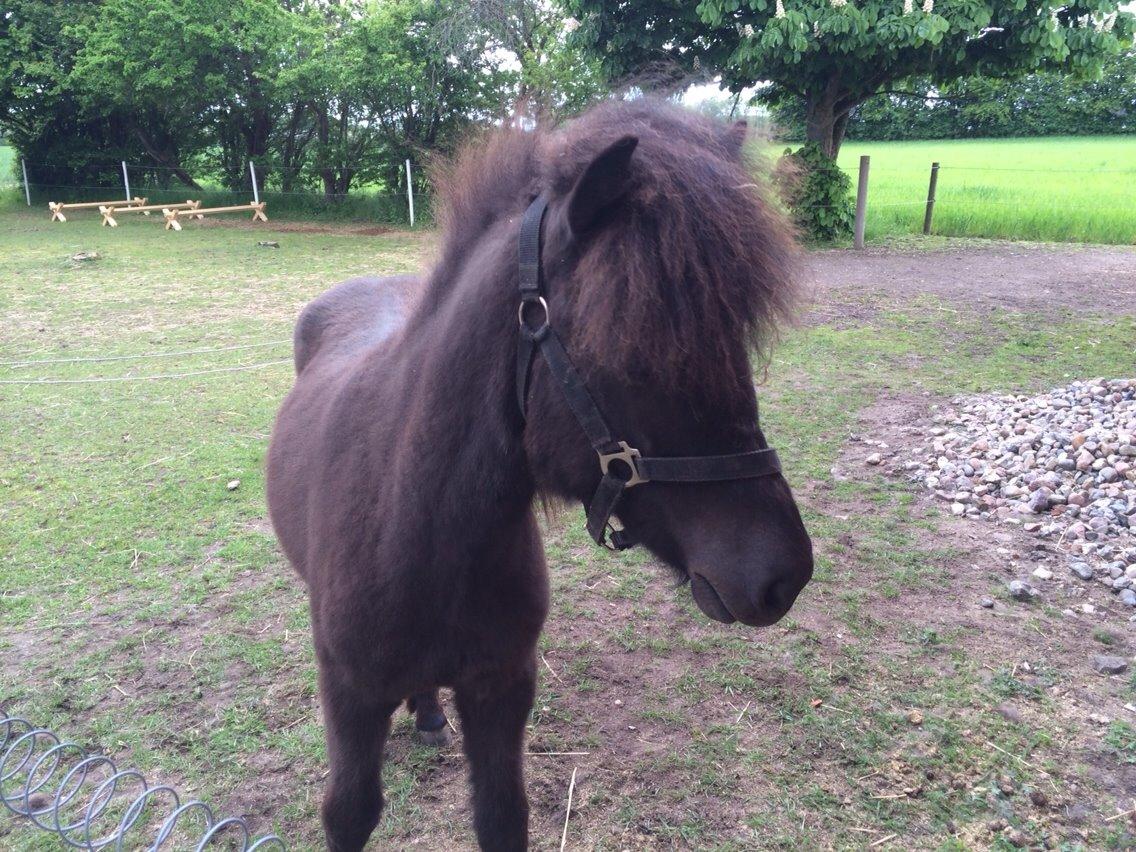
[
  {"x1": 194, "y1": 217, "x2": 406, "y2": 237},
  {"x1": 804, "y1": 241, "x2": 1136, "y2": 324}
]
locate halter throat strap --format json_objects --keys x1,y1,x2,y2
[{"x1": 516, "y1": 194, "x2": 782, "y2": 550}]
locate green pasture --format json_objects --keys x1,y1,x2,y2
[
  {"x1": 838, "y1": 135, "x2": 1136, "y2": 245},
  {"x1": 2, "y1": 208, "x2": 1136, "y2": 849},
  {"x1": 1, "y1": 145, "x2": 15, "y2": 183}
]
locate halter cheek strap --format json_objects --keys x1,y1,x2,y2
[{"x1": 516, "y1": 194, "x2": 782, "y2": 550}]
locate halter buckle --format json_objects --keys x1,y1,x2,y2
[
  {"x1": 598, "y1": 441, "x2": 647, "y2": 488},
  {"x1": 518, "y1": 295, "x2": 550, "y2": 341}
]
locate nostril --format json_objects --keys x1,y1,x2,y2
[{"x1": 762, "y1": 579, "x2": 795, "y2": 615}]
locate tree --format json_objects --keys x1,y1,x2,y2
[
  {"x1": 0, "y1": 0, "x2": 145, "y2": 190},
  {"x1": 70, "y1": 0, "x2": 305, "y2": 190},
  {"x1": 569, "y1": 0, "x2": 1135, "y2": 160},
  {"x1": 285, "y1": 0, "x2": 515, "y2": 199},
  {"x1": 813, "y1": 48, "x2": 1136, "y2": 139},
  {"x1": 446, "y1": 0, "x2": 607, "y2": 119}
]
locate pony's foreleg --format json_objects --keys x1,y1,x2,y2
[
  {"x1": 319, "y1": 669, "x2": 398, "y2": 852},
  {"x1": 408, "y1": 689, "x2": 453, "y2": 747},
  {"x1": 455, "y1": 657, "x2": 536, "y2": 852}
]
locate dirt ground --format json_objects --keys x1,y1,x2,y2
[{"x1": 804, "y1": 240, "x2": 1136, "y2": 323}]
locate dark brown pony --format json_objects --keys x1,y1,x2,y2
[{"x1": 266, "y1": 99, "x2": 813, "y2": 851}]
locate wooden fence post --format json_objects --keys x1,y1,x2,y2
[
  {"x1": 853, "y1": 155, "x2": 870, "y2": 249},
  {"x1": 923, "y1": 161, "x2": 940, "y2": 235}
]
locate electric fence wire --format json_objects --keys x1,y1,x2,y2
[{"x1": 1, "y1": 339, "x2": 292, "y2": 369}]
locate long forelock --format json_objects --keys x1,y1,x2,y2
[
  {"x1": 549, "y1": 101, "x2": 800, "y2": 396},
  {"x1": 429, "y1": 101, "x2": 799, "y2": 397}
]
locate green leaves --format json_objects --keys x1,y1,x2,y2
[
  {"x1": 777, "y1": 142, "x2": 855, "y2": 242},
  {"x1": 571, "y1": 0, "x2": 1135, "y2": 165}
]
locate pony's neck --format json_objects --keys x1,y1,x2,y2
[{"x1": 403, "y1": 225, "x2": 534, "y2": 546}]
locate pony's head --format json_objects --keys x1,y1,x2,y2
[{"x1": 446, "y1": 100, "x2": 814, "y2": 626}]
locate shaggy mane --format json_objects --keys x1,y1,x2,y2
[{"x1": 431, "y1": 99, "x2": 799, "y2": 394}]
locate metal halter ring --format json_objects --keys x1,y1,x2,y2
[
  {"x1": 598, "y1": 441, "x2": 648, "y2": 488},
  {"x1": 517, "y1": 296, "x2": 550, "y2": 340}
]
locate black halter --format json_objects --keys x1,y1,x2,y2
[{"x1": 516, "y1": 194, "x2": 783, "y2": 550}]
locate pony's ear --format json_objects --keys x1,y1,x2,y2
[
  {"x1": 726, "y1": 120, "x2": 748, "y2": 156},
  {"x1": 566, "y1": 135, "x2": 638, "y2": 236}
]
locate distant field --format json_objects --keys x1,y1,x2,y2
[
  {"x1": 837, "y1": 136, "x2": 1136, "y2": 245},
  {"x1": 0, "y1": 145, "x2": 14, "y2": 184}
]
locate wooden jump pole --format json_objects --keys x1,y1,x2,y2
[
  {"x1": 49, "y1": 197, "x2": 147, "y2": 222},
  {"x1": 100, "y1": 200, "x2": 200, "y2": 227},
  {"x1": 923, "y1": 162, "x2": 940, "y2": 235},
  {"x1": 163, "y1": 201, "x2": 267, "y2": 231},
  {"x1": 853, "y1": 155, "x2": 870, "y2": 250},
  {"x1": 21, "y1": 159, "x2": 31, "y2": 207}
]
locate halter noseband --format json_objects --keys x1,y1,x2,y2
[{"x1": 515, "y1": 194, "x2": 783, "y2": 550}]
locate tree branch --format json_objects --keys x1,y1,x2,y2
[{"x1": 869, "y1": 89, "x2": 980, "y2": 103}]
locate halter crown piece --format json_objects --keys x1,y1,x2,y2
[{"x1": 515, "y1": 194, "x2": 783, "y2": 550}]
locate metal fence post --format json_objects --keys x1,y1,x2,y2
[
  {"x1": 249, "y1": 161, "x2": 260, "y2": 204},
  {"x1": 923, "y1": 161, "x2": 940, "y2": 235},
  {"x1": 405, "y1": 159, "x2": 415, "y2": 228},
  {"x1": 853, "y1": 155, "x2": 870, "y2": 249},
  {"x1": 21, "y1": 159, "x2": 31, "y2": 206},
  {"x1": 121, "y1": 161, "x2": 131, "y2": 202}
]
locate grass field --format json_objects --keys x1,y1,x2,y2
[
  {"x1": 0, "y1": 145, "x2": 15, "y2": 185},
  {"x1": 837, "y1": 136, "x2": 1136, "y2": 245},
  {"x1": 2, "y1": 210, "x2": 1136, "y2": 849}
]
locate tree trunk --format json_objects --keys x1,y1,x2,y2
[
  {"x1": 803, "y1": 76, "x2": 854, "y2": 159},
  {"x1": 130, "y1": 123, "x2": 202, "y2": 190}
]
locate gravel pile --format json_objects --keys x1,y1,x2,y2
[{"x1": 896, "y1": 378, "x2": 1136, "y2": 602}]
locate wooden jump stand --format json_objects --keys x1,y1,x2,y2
[
  {"x1": 100, "y1": 200, "x2": 201, "y2": 227},
  {"x1": 49, "y1": 197, "x2": 147, "y2": 223},
  {"x1": 163, "y1": 201, "x2": 268, "y2": 231}
]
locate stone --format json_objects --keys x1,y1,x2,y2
[
  {"x1": 980, "y1": 597, "x2": 995, "y2": 608},
  {"x1": 1091, "y1": 654, "x2": 1128, "y2": 675},
  {"x1": 1008, "y1": 580, "x2": 1037, "y2": 601},
  {"x1": 865, "y1": 453, "x2": 882, "y2": 466},
  {"x1": 226, "y1": 479, "x2": 240, "y2": 491},
  {"x1": 1121, "y1": 589, "x2": 1136, "y2": 607},
  {"x1": 1028, "y1": 488, "x2": 1052, "y2": 514},
  {"x1": 1070, "y1": 562, "x2": 1094, "y2": 580},
  {"x1": 1003, "y1": 827, "x2": 1028, "y2": 848},
  {"x1": 1032, "y1": 567, "x2": 1053, "y2": 581}
]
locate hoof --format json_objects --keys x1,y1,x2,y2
[{"x1": 416, "y1": 725, "x2": 453, "y2": 748}]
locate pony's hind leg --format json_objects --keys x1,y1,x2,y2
[
  {"x1": 455, "y1": 659, "x2": 537, "y2": 852},
  {"x1": 319, "y1": 671, "x2": 398, "y2": 852},
  {"x1": 408, "y1": 689, "x2": 453, "y2": 747}
]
